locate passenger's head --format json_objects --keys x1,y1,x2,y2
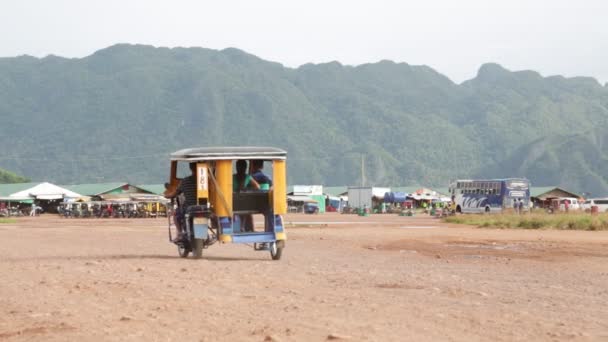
[
  {"x1": 189, "y1": 162, "x2": 197, "y2": 175},
  {"x1": 236, "y1": 160, "x2": 248, "y2": 175},
  {"x1": 252, "y1": 159, "x2": 264, "y2": 170}
]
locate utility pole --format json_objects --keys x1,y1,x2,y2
[{"x1": 361, "y1": 154, "x2": 365, "y2": 187}]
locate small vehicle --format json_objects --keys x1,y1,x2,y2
[
  {"x1": 304, "y1": 202, "x2": 319, "y2": 214},
  {"x1": 582, "y1": 198, "x2": 608, "y2": 212},
  {"x1": 112, "y1": 203, "x2": 126, "y2": 218},
  {"x1": 80, "y1": 203, "x2": 91, "y2": 218},
  {"x1": 101, "y1": 203, "x2": 112, "y2": 218},
  {"x1": 165, "y1": 146, "x2": 287, "y2": 260},
  {"x1": 71, "y1": 203, "x2": 82, "y2": 218},
  {"x1": 58, "y1": 203, "x2": 70, "y2": 217},
  {"x1": 559, "y1": 197, "x2": 581, "y2": 211},
  {"x1": 91, "y1": 202, "x2": 102, "y2": 218},
  {"x1": 126, "y1": 202, "x2": 139, "y2": 218}
]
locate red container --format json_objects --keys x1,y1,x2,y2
[{"x1": 591, "y1": 206, "x2": 599, "y2": 215}]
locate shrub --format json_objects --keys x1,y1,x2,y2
[{"x1": 442, "y1": 212, "x2": 608, "y2": 230}]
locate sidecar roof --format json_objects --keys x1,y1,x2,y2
[{"x1": 170, "y1": 146, "x2": 287, "y2": 161}]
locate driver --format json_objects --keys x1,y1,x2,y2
[{"x1": 165, "y1": 163, "x2": 197, "y2": 241}]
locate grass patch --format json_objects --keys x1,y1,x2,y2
[
  {"x1": 444, "y1": 212, "x2": 608, "y2": 231},
  {"x1": 0, "y1": 218, "x2": 17, "y2": 224}
]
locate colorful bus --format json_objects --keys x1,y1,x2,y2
[{"x1": 448, "y1": 178, "x2": 530, "y2": 213}]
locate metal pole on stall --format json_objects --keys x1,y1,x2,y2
[{"x1": 360, "y1": 154, "x2": 365, "y2": 187}]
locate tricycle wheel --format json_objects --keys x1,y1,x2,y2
[
  {"x1": 192, "y1": 238, "x2": 204, "y2": 259},
  {"x1": 269, "y1": 241, "x2": 284, "y2": 260},
  {"x1": 177, "y1": 243, "x2": 190, "y2": 258}
]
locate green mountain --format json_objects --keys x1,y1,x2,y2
[
  {"x1": 0, "y1": 168, "x2": 29, "y2": 183},
  {"x1": 481, "y1": 128, "x2": 608, "y2": 196},
  {"x1": 0, "y1": 44, "x2": 607, "y2": 195}
]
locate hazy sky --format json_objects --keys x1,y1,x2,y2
[{"x1": 1, "y1": 0, "x2": 606, "y2": 84}]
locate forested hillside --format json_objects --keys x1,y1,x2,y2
[
  {"x1": 481, "y1": 128, "x2": 608, "y2": 195},
  {"x1": 0, "y1": 44, "x2": 607, "y2": 194},
  {"x1": 0, "y1": 168, "x2": 29, "y2": 183}
]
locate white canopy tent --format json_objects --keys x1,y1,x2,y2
[
  {"x1": 9, "y1": 182, "x2": 82, "y2": 200},
  {"x1": 0, "y1": 196, "x2": 32, "y2": 201}
]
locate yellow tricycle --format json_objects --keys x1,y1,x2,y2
[{"x1": 164, "y1": 146, "x2": 287, "y2": 260}]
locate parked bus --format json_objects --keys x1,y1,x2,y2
[{"x1": 449, "y1": 178, "x2": 530, "y2": 213}]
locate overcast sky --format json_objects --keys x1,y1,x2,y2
[{"x1": 1, "y1": 0, "x2": 606, "y2": 84}]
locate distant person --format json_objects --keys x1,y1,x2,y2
[
  {"x1": 518, "y1": 199, "x2": 524, "y2": 214},
  {"x1": 564, "y1": 199, "x2": 570, "y2": 213},
  {"x1": 513, "y1": 199, "x2": 518, "y2": 214},
  {"x1": 30, "y1": 202, "x2": 36, "y2": 217},
  {"x1": 251, "y1": 160, "x2": 272, "y2": 190}
]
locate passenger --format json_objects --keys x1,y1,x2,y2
[
  {"x1": 233, "y1": 160, "x2": 259, "y2": 232},
  {"x1": 165, "y1": 162, "x2": 198, "y2": 241},
  {"x1": 251, "y1": 160, "x2": 272, "y2": 190},
  {"x1": 233, "y1": 160, "x2": 260, "y2": 192},
  {"x1": 518, "y1": 199, "x2": 524, "y2": 214}
]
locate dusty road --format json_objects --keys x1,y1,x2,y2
[{"x1": 1, "y1": 213, "x2": 607, "y2": 341}]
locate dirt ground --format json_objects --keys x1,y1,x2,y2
[{"x1": 1, "y1": 213, "x2": 607, "y2": 341}]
